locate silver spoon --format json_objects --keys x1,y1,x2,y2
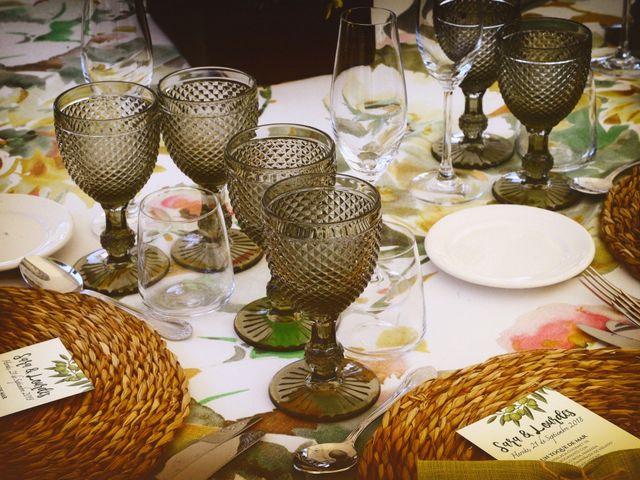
[
  {"x1": 293, "y1": 365, "x2": 437, "y2": 474},
  {"x1": 570, "y1": 159, "x2": 640, "y2": 195},
  {"x1": 19, "y1": 255, "x2": 193, "y2": 341}
]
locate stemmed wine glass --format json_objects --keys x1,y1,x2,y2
[
  {"x1": 412, "y1": 0, "x2": 484, "y2": 204},
  {"x1": 492, "y1": 18, "x2": 592, "y2": 210},
  {"x1": 263, "y1": 173, "x2": 382, "y2": 421},
  {"x1": 431, "y1": 0, "x2": 520, "y2": 169},
  {"x1": 158, "y1": 67, "x2": 262, "y2": 273},
  {"x1": 330, "y1": 6, "x2": 407, "y2": 184},
  {"x1": 591, "y1": 0, "x2": 640, "y2": 77},
  {"x1": 225, "y1": 124, "x2": 336, "y2": 351},
  {"x1": 53, "y1": 81, "x2": 168, "y2": 295},
  {"x1": 81, "y1": 0, "x2": 153, "y2": 86}
]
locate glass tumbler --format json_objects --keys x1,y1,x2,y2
[
  {"x1": 138, "y1": 186, "x2": 234, "y2": 317},
  {"x1": 338, "y1": 218, "x2": 426, "y2": 359}
]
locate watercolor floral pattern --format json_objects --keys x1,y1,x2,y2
[{"x1": 498, "y1": 303, "x2": 630, "y2": 351}]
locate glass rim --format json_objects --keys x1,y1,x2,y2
[
  {"x1": 340, "y1": 6, "x2": 397, "y2": 27},
  {"x1": 477, "y1": 0, "x2": 519, "y2": 29},
  {"x1": 157, "y1": 66, "x2": 258, "y2": 106},
  {"x1": 53, "y1": 81, "x2": 158, "y2": 123},
  {"x1": 139, "y1": 185, "x2": 221, "y2": 224},
  {"x1": 225, "y1": 123, "x2": 336, "y2": 174},
  {"x1": 262, "y1": 173, "x2": 381, "y2": 230},
  {"x1": 379, "y1": 217, "x2": 420, "y2": 261},
  {"x1": 499, "y1": 17, "x2": 592, "y2": 53}
]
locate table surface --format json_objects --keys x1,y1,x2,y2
[{"x1": 1, "y1": 1, "x2": 639, "y2": 479}]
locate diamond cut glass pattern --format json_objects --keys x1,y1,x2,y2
[
  {"x1": 492, "y1": 18, "x2": 592, "y2": 210},
  {"x1": 53, "y1": 81, "x2": 166, "y2": 295},
  {"x1": 225, "y1": 124, "x2": 336, "y2": 351},
  {"x1": 158, "y1": 67, "x2": 262, "y2": 273},
  {"x1": 262, "y1": 174, "x2": 382, "y2": 421}
]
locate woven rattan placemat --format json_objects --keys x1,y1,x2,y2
[
  {"x1": 358, "y1": 348, "x2": 640, "y2": 480},
  {"x1": 0, "y1": 287, "x2": 190, "y2": 480},
  {"x1": 601, "y1": 166, "x2": 640, "y2": 280}
]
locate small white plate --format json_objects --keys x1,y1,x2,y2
[
  {"x1": 0, "y1": 194, "x2": 73, "y2": 271},
  {"x1": 425, "y1": 204, "x2": 595, "y2": 289}
]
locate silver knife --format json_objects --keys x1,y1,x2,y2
[
  {"x1": 577, "y1": 324, "x2": 640, "y2": 349},
  {"x1": 606, "y1": 320, "x2": 640, "y2": 341},
  {"x1": 156, "y1": 415, "x2": 264, "y2": 480}
]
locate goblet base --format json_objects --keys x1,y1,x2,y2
[
  {"x1": 234, "y1": 297, "x2": 312, "y2": 351},
  {"x1": 229, "y1": 229, "x2": 264, "y2": 273},
  {"x1": 591, "y1": 54, "x2": 640, "y2": 78},
  {"x1": 269, "y1": 358, "x2": 380, "y2": 421},
  {"x1": 171, "y1": 230, "x2": 262, "y2": 274},
  {"x1": 75, "y1": 246, "x2": 169, "y2": 296},
  {"x1": 492, "y1": 171, "x2": 581, "y2": 211},
  {"x1": 410, "y1": 170, "x2": 484, "y2": 205},
  {"x1": 432, "y1": 133, "x2": 514, "y2": 169}
]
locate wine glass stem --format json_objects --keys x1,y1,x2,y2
[
  {"x1": 101, "y1": 205, "x2": 134, "y2": 262},
  {"x1": 305, "y1": 312, "x2": 342, "y2": 382},
  {"x1": 617, "y1": 0, "x2": 633, "y2": 59},
  {"x1": 438, "y1": 88, "x2": 455, "y2": 181},
  {"x1": 460, "y1": 91, "x2": 488, "y2": 144},
  {"x1": 523, "y1": 129, "x2": 553, "y2": 183}
]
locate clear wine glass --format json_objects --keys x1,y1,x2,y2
[
  {"x1": 411, "y1": 0, "x2": 484, "y2": 204},
  {"x1": 81, "y1": 0, "x2": 153, "y2": 86},
  {"x1": 330, "y1": 6, "x2": 407, "y2": 184},
  {"x1": 591, "y1": 0, "x2": 640, "y2": 77}
]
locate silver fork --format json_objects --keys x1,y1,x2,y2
[{"x1": 580, "y1": 267, "x2": 640, "y2": 328}]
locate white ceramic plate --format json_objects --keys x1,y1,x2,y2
[
  {"x1": 0, "y1": 194, "x2": 73, "y2": 271},
  {"x1": 425, "y1": 204, "x2": 595, "y2": 289}
]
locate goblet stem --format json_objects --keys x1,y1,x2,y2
[
  {"x1": 438, "y1": 88, "x2": 456, "y2": 181},
  {"x1": 523, "y1": 129, "x2": 553, "y2": 183},
  {"x1": 459, "y1": 91, "x2": 488, "y2": 145},
  {"x1": 305, "y1": 312, "x2": 343, "y2": 382},
  {"x1": 101, "y1": 204, "x2": 134, "y2": 262},
  {"x1": 616, "y1": 0, "x2": 634, "y2": 61}
]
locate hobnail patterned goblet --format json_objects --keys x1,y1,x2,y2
[
  {"x1": 225, "y1": 124, "x2": 336, "y2": 351},
  {"x1": 493, "y1": 18, "x2": 592, "y2": 210},
  {"x1": 262, "y1": 173, "x2": 382, "y2": 421},
  {"x1": 54, "y1": 81, "x2": 167, "y2": 295},
  {"x1": 158, "y1": 66, "x2": 262, "y2": 273},
  {"x1": 432, "y1": 0, "x2": 520, "y2": 169}
]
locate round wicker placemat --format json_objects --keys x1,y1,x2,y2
[
  {"x1": 601, "y1": 166, "x2": 640, "y2": 280},
  {"x1": 358, "y1": 348, "x2": 640, "y2": 480},
  {"x1": 0, "y1": 287, "x2": 190, "y2": 480}
]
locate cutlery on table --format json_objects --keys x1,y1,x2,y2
[
  {"x1": 606, "y1": 320, "x2": 640, "y2": 341},
  {"x1": 576, "y1": 324, "x2": 640, "y2": 349},
  {"x1": 156, "y1": 415, "x2": 263, "y2": 480},
  {"x1": 580, "y1": 266, "x2": 640, "y2": 328},
  {"x1": 570, "y1": 158, "x2": 640, "y2": 195},
  {"x1": 18, "y1": 255, "x2": 193, "y2": 341}
]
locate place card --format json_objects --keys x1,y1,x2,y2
[
  {"x1": 0, "y1": 338, "x2": 94, "y2": 417},
  {"x1": 457, "y1": 386, "x2": 640, "y2": 467}
]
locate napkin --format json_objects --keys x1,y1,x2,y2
[{"x1": 417, "y1": 449, "x2": 640, "y2": 479}]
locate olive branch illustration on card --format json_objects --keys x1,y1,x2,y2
[
  {"x1": 487, "y1": 387, "x2": 549, "y2": 427},
  {"x1": 45, "y1": 354, "x2": 93, "y2": 391}
]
